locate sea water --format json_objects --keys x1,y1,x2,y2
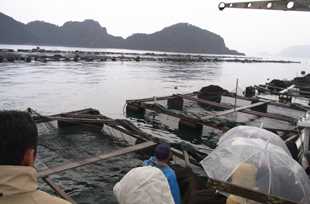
[{"x1": 1, "y1": 44, "x2": 310, "y2": 203}]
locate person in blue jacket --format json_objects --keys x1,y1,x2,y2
[{"x1": 143, "y1": 143, "x2": 181, "y2": 204}]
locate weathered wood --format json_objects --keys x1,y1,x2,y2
[
  {"x1": 126, "y1": 92, "x2": 199, "y2": 103},
  {"x1": 223, "y1": 92, "x2": 309, "y2": 111},
  {"x1": 254, "y1": 85, "x2": 280, "y2": 94},
  {"x1": 177, "y1": 94, "x2": 297, "y2": 123},
  {"x1": 33, "y1": 108, "x2": 93, "y2": 123},
  {"x1": 37, "y1": 141, "x2": 157, "y2": 178},
  {"x1": 280, "y1": 85, "x2": 296, "y2": 94},
  {"x1": 126, "y1": 101, "x2": 229, "y2": 131},
  {"x1": 284, "y1": 134, "x2": 299, "y2": 143},
  {"x1": 207, "y1": 177, "x2": 299, "y2": 204},
  {"x1": 46, "y1": 116, "x2": 119, "y2": 125},
  {"x1": 182, "y1": 149, "x2": 191, "y2": 168},
  {"x1": 239, "y1": 109, "x2": 297, "y2": 123},
  {"x1": 265, "y1": 84, "x2": 310, "y2": 95},
  {"x1": 61, "y1": 113, "x2": 110, "y2": 119},
  {"x1": 176, "y1": 94, "x2": 232, "y2": 109},
  {"x1": 264, "y1": 127, "x2": 298, "y2": 134},
  {"x1": 43, "y1": 177, "x2": 77, "y2": 204},
  {"x1": 201, "y1": 101, "x2": 267, "y2": 120},
  {"x1": 256, "y1": 84, "x2": 310, "y2": 98}
]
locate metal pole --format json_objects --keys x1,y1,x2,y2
[{"x1": 234, "y1": 79, "x2": 238, "y2": 111}]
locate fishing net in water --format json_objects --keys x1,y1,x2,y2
[
  {"x1": 29, "y1": 107, "x2": 208, "y2": 172},
  {"x1": 29, "y1": 108, "x2": 111, "y2": 169},
  {"x1": 125, "y1": 84, "x2": 301, "y2": 155}
]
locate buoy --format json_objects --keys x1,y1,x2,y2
[
  {"x1": 178, "y1": 119, "x2": 203, "y2": 134},
  {"x1": 251, "y1": 100, "x2": 267, "y2": 113},
  {"x1": 174, "y1": 86, "x2": 178, "y2": 89},
  {"x1": 167, "y1": 97, "x2": 183, "y2": 110},
  {"x1": 126, "y1": 104, "x2": 145, "y2": 114}
]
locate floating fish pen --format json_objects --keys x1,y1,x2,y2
[
  {"x1": 244, "y1": 74, "x2": 310, "y2": 106},
  {"x1": 125, "y1": 85, "x2": 310, "y2": 153},
  {"x1": 30, "y1": 107, "x2": 213, "y2": 203},
  {"x1": 0, "y1": 47, "x2": 301, "y2": 63},
  {"x1": 29, "y1": 106, "x2": 304, "y2": 204}
]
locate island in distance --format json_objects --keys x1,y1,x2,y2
[
  {"x1": 0, "y1": 12, "x2": 243, "y2": 55},
  {"x1": 258, "y1": 45, "x2": 310, "y2": 59}
]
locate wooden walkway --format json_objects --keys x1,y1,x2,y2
[
  {"x1": 254, "y1": 84, "x2": 310, "y2": 98},
  {"x1": 38, "y1": 141, "x2": 156, "y2": 178},
  {"x1": 32, "y1": 107, "x2": 303, "y2": 204}
]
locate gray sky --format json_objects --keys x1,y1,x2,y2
[{"x1": 1, "y1": 0, "x2": 309, "y2": 56}]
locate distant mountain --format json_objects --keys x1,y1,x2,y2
[
  {"x1": 0, "y1": 12, "x2": 41, "y2": 44},
  {"x1": 124, "y1": 23, "x2": 242, "y2": 55},
  {"x1": 277, "y1": 45, "x2": 310, "y2": 59},
  {"x1": 0, "y1": 12, "x2": 244, "y2": 55},
  {"x1": 257, "y1": 45, "x2": 310, "y2": 59}
]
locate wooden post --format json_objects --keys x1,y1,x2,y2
[
  {"x1": 182, "y1": 149, "x2": 190, "y2": 168},
  {"x1": 207, "y1": 177, "x2": 299, "y2": 204},
  {"x1": 43, "y1": 176, "x2": 77, "y2": 204},
  {"x1": 234, "y1": 78, "x2": 238, "y2": 111}
]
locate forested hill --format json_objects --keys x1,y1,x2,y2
[{"x1": 0, "y1": 12, "x2": 244, "y2": 55}]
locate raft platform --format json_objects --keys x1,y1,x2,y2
[{"x1": 31, "y1": 107, "x2": 301, "y2": 204}]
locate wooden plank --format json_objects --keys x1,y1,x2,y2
[
  {"x1": 126, "y1": 101, "x2": 229, "y2": 131},
  {"x1": 279, "y1": 85, "x2": 296, "y2": 94},
  {"x1": 176, "y1": 94, "x2": 232, "y2": 109},
  {"x1": 223, "y1": 92, "x2": 309, "y2": 111},
  {"x1": 284, "y1": 134, "x2": 299, "y2": 143},
  {"x1": 254, "y1": 85, "x2": 279, "y2": 94},
  {"x1": 109, "y1": 125, "x2": 203, "y2": 167},
  {"x1": 126, "y1": 92, "x2": 199, "y2": 103},
  {"x1": 207, "y1": 177, "x2": 299, "y2": 204},
  {"x1": 182, "y1": 149, "x2": 190, "y2": 168},
  {"x1": 201, "y1": 101, "x2": 267, "y2": 120},
  {"x1": 177, "y1": 94, "x2": 297, "y2": 123},
  {"x1": 61, "y1": 113, "x2": 111, "y2": 119},
  {"x1": 266, "y1": 84, "x2": 310, "y2": 95},
  {"x1": 239, "y1": 109, "x2": 297, "y2": 123},
  {"x1": 37, "y1": 141, "x2": 156, "y2": 178},
  {"x1": 264, "y1": 127, "x2": 298, "y2": 134},
  {"x1": 257, "y1": 84, "x2": 310, "y2": 98},
  {"x1": 43, "y1": 177, "x2": 77, "y2": 204},
  {"x1": 33, "y1": 108, "x2": 93, "y2": 123},
  {"x1": 46, "y1": 116, "x2": 119, "y2": 125}
]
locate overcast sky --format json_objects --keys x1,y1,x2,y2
[{"x1": 1, "y1": 0, "x2": 309, "y2": 56}]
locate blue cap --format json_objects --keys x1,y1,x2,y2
[{"x1": 155, "y1": 143, "x2": 171, "y2": 160}]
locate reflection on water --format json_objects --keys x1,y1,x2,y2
[{"x1": 1, "y1": 46, "x2": 310, "y2": 203}]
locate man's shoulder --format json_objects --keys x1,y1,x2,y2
[
  {"x1": 162, "y1": 166, "x2": 176, "y2": 177},
  {"x1": 32, "y1": 190, "x2": 71, "y2": 204}
]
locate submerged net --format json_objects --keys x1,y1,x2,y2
[{"x1": 29, "y1": 107, "x2": 209, "y2": 172}]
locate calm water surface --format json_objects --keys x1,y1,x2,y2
[{"x1": 1, "y1": 44, "x2": 310, "y2": 203}]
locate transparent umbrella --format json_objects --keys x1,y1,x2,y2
[
  {"x1": 201, "y1": 137, "x2": 310, "y2": 204},
  {"x1": 217, "y1": 125, "x2": 292, "y2": 156}
]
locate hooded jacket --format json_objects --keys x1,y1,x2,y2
[
  {"x1": 226, "y1": 163, "x2": 255, "y2": 204},
  {"x1": 143, "y1": 156, "x2": 181, "y2": 204},
  {"x1": 113, "y1": 166, "x2": 174, "y2": 204},
  {"x1": 0, "y1": 166, "x2": 71, "y2": 204}
]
